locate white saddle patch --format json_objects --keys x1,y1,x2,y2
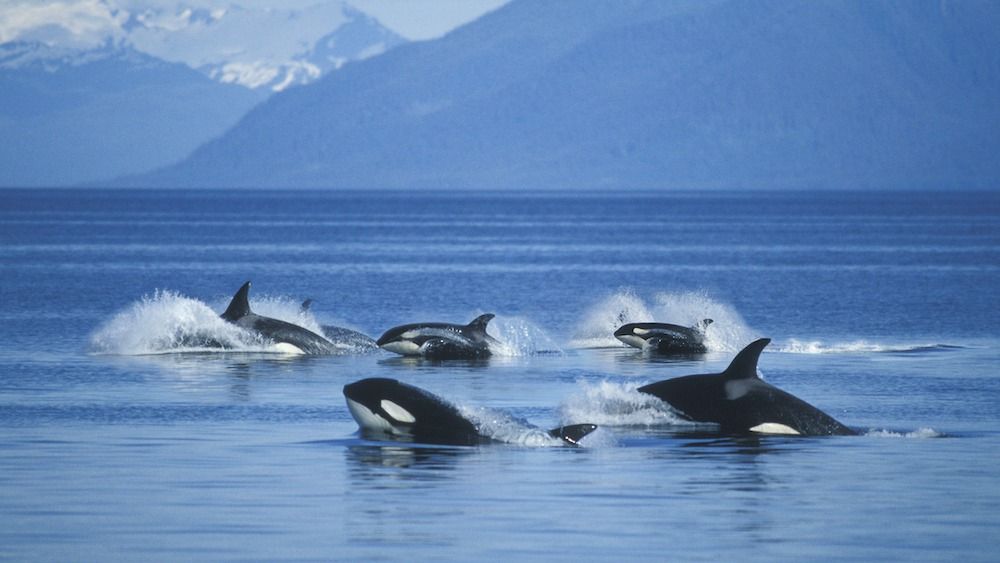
[{"x1": 750, "y1": 422, "x2": 801, "y2": 435}]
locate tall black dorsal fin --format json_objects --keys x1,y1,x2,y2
[
  {"x1": 548, "y1": 424, "x2": 598, "y2": 445},
  {"x1": 721, "y1": 338, "x2": 770, "y2": 379},
  {"x1": 467, "y1": 313, "x2": 495, "y2": 333},
  {"x1": 221, "y1": 281, "x2": 253, "y2": 321}
]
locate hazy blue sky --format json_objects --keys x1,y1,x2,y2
[{"x1": 345, "y1": 0, "x2": 507, "y2": 40}]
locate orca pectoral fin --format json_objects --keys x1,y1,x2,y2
[{"x1": 548, "y1": 424, "x2": 598, "y2": 445}]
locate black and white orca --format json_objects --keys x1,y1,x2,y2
[
  {"x1": 615, "y1": 319, "x2": 713, "y2": 354},
  {"x1": 343, "y1": 377, "x2": 598, "y2": 446},
  {"x1": 376, "y1": 314, "x2": 500, "y2": 359},
  {"x1": 638, "y1": 338, "x2": 857, "y2": 436},
  {"x1": 220, "y1": 281, "x2": 341, "y2": 354}
]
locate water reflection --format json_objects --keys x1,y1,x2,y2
[
  {"x1": 661, "y1": 432, "x2": 823, "y2": 544},
  {"x1": 95, "y1": 352, "x2": 332, "y2": 402},
  {"x1": 376, "y1": 355, "x2": 495, "y2": 370},
  {"x1": 346, "y1": 442, "x2": 469, "y2": 475}
]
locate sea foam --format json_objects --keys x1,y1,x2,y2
[{"x1": 570, "y1": 288, "x2": 758, "y2": 351}]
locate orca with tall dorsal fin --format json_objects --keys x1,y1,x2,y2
[
  {"x1": 220, "y1": 281, "x2": 341, "y2": 354},
  {"x1": 615, "y1": 319, "x2": 713, "y2": 354},
  {"x1": 638, "y1": 338, "x2": 857, "y2": 436},
  {"x1": 344, "y1": 377, "x2": 598, "y2": 446},
  {"x1": 376, "y1": 314, "x2": 501, "y2": 359}
]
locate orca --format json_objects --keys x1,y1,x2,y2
[
  {"x1": 299, "y1": 299, "x2": 379, "y2": 352},
  {"x1": 343, "y1": 377, "x2": 598, "y2": 446},
  {"x1": 638, "y1": 338, "x2": 857, "y2": 436},
  {"x1": 220, "y1": 281, "x2": 341, "y2": 354},
  {"x1": 376, "y1": 314, "x2": 500, "y2": 359},
  {"x1": 615, "y1": 319, "x2": 713, "y2": 354}
]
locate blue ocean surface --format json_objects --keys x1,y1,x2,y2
[{"x1": 1, "y1": 189, "x2": 998, "y2": 561}]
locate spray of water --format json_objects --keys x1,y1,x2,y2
[
  {"x1": 488, "y1": 315, "x2": 564, "y2": 356},
  {"x1": 864, "y1": 427, "x2": 943, "y2": 438},
  {"x1": 559, "y1": 380, "x2": 690, "y2": 427},
  {"x1": 90, "y1": 289, "x2": 329, "y2": 355},
  {"x1": 459, "y1": 406, "x2": 567, "y2": 446},
  {"x1": 90, "y1": 290, "x2": 255, "y2": 354},
  {"x1": 570, "y1": 289, "x2": 758, "y2": 351}
]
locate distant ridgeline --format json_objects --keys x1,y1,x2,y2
[
  {"x1": 122, "y1": 0, "x2": 1000, "y2": 190},
  {"x1": 0, "y1": 4, "x2": 405, "y2": 188}
]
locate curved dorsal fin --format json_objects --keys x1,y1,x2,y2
[
  {"x1": 467, "y1": 313, "x2": 495, "y2": 333},
  {"x1": 695, "y1": 318, "x2": 714, "y2": 332},
  {"x1": 221, "y1": 281, "x2": 253, "y2": 321},
  {"x1": 721, "y1": 338, "x2": 770, "y2": 379}
]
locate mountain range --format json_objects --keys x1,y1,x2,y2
[
  {"x1": 123, "y1": 3, "x2": 405, "y2": 92},
  {"x1": 0, "y1": 41, "x2": 265, "y2": 187},
  {"x1": 128, "y1": 0, "x2": 1000, "y2": 190},
  {"x1": 0, "y1": 3, "x2": 406, "y2": 187}
]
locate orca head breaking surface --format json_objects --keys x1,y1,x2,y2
[
  {"x1": 343, "y1": 377, "x2": 597, "y2": 446},
  {"x1": 637, "y1": 338, "x2": 857, "y2": 436}
]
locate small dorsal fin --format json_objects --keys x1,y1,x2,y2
[
  {"x1": 721, "y1": 338, "x2": 770, "y2": 379},
  {"x1": 221, "y1": 281, "x2": 253, "y2": 321},
  {"x1": 467, "y1": 313, "x2": 495, "y2": 333},
  {"x1": 300, "y1": 298, "x2": 313, "y2": 313},
  {"x1": 548, "y1": 423, "x2": 598, "y2": 445}
]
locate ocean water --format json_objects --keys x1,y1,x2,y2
[{"x1": 1, "y1": 188, "x2": 998, "y2": 561}]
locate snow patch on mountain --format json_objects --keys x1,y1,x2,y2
[{"x1": 0, "y1": 1, "x2": 405, "y2": 91}]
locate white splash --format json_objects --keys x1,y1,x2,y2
[
  {"x1": 89, "y1": 290, "x2": 258, "y2": 355},
  {"x1": 488, "y1": 315, "x2": 564, "y2": 357},
  {"x1": 459, "y1": 406, "x2": 566, "y2": 447},
  {"x1": 559, "y1": 380, "x2": 690, "y2": 427},
  {"x1": 570, "y1": 289, "x2": 757, "y2": 351},
  {"x1": 90, "y1": 289, "x2": 329, "y2": 355},
  {"x1": 864, "y1": 427, "x2": 944, "y2": 439},
  {"x1": 778, "y1": 339, "x2": 961, "y2": 355},
  {"x1": 570, "y1": 288, "x2": 653, "y2": 348}
]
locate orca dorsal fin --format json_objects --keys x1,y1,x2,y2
[
  {"x1": 721, "y1": 338, "x2": 770, "y2": 379},
  {"x1": 548, "y1": 424, "x2": 598, "y2": 445},
  {"x1": 221, "y1": 281, "x2": 253, "y2": 322},
  {"x1": 695, "y1": 318, "x2": 714, "y2": 332},
  {"x1": 467, "y1": 313, "x2": 495, "y2": 333}
]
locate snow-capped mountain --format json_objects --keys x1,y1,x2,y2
[
  {"x1": 1, "y1": 1, "x2": 406, "y2": 91},
  {"x1": 130, "y1": 0, "x2": 1000, "y2": 191},
  {"x1": 0, "y1": 40, "x2": 264, "y2": 187},
  {"x1": 200, "y1": 6, "x2": 404, "y2": 91}
]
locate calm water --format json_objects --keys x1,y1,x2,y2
[{"x1": 1, "y1": 189, "x2": 999, "y2": 561}]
